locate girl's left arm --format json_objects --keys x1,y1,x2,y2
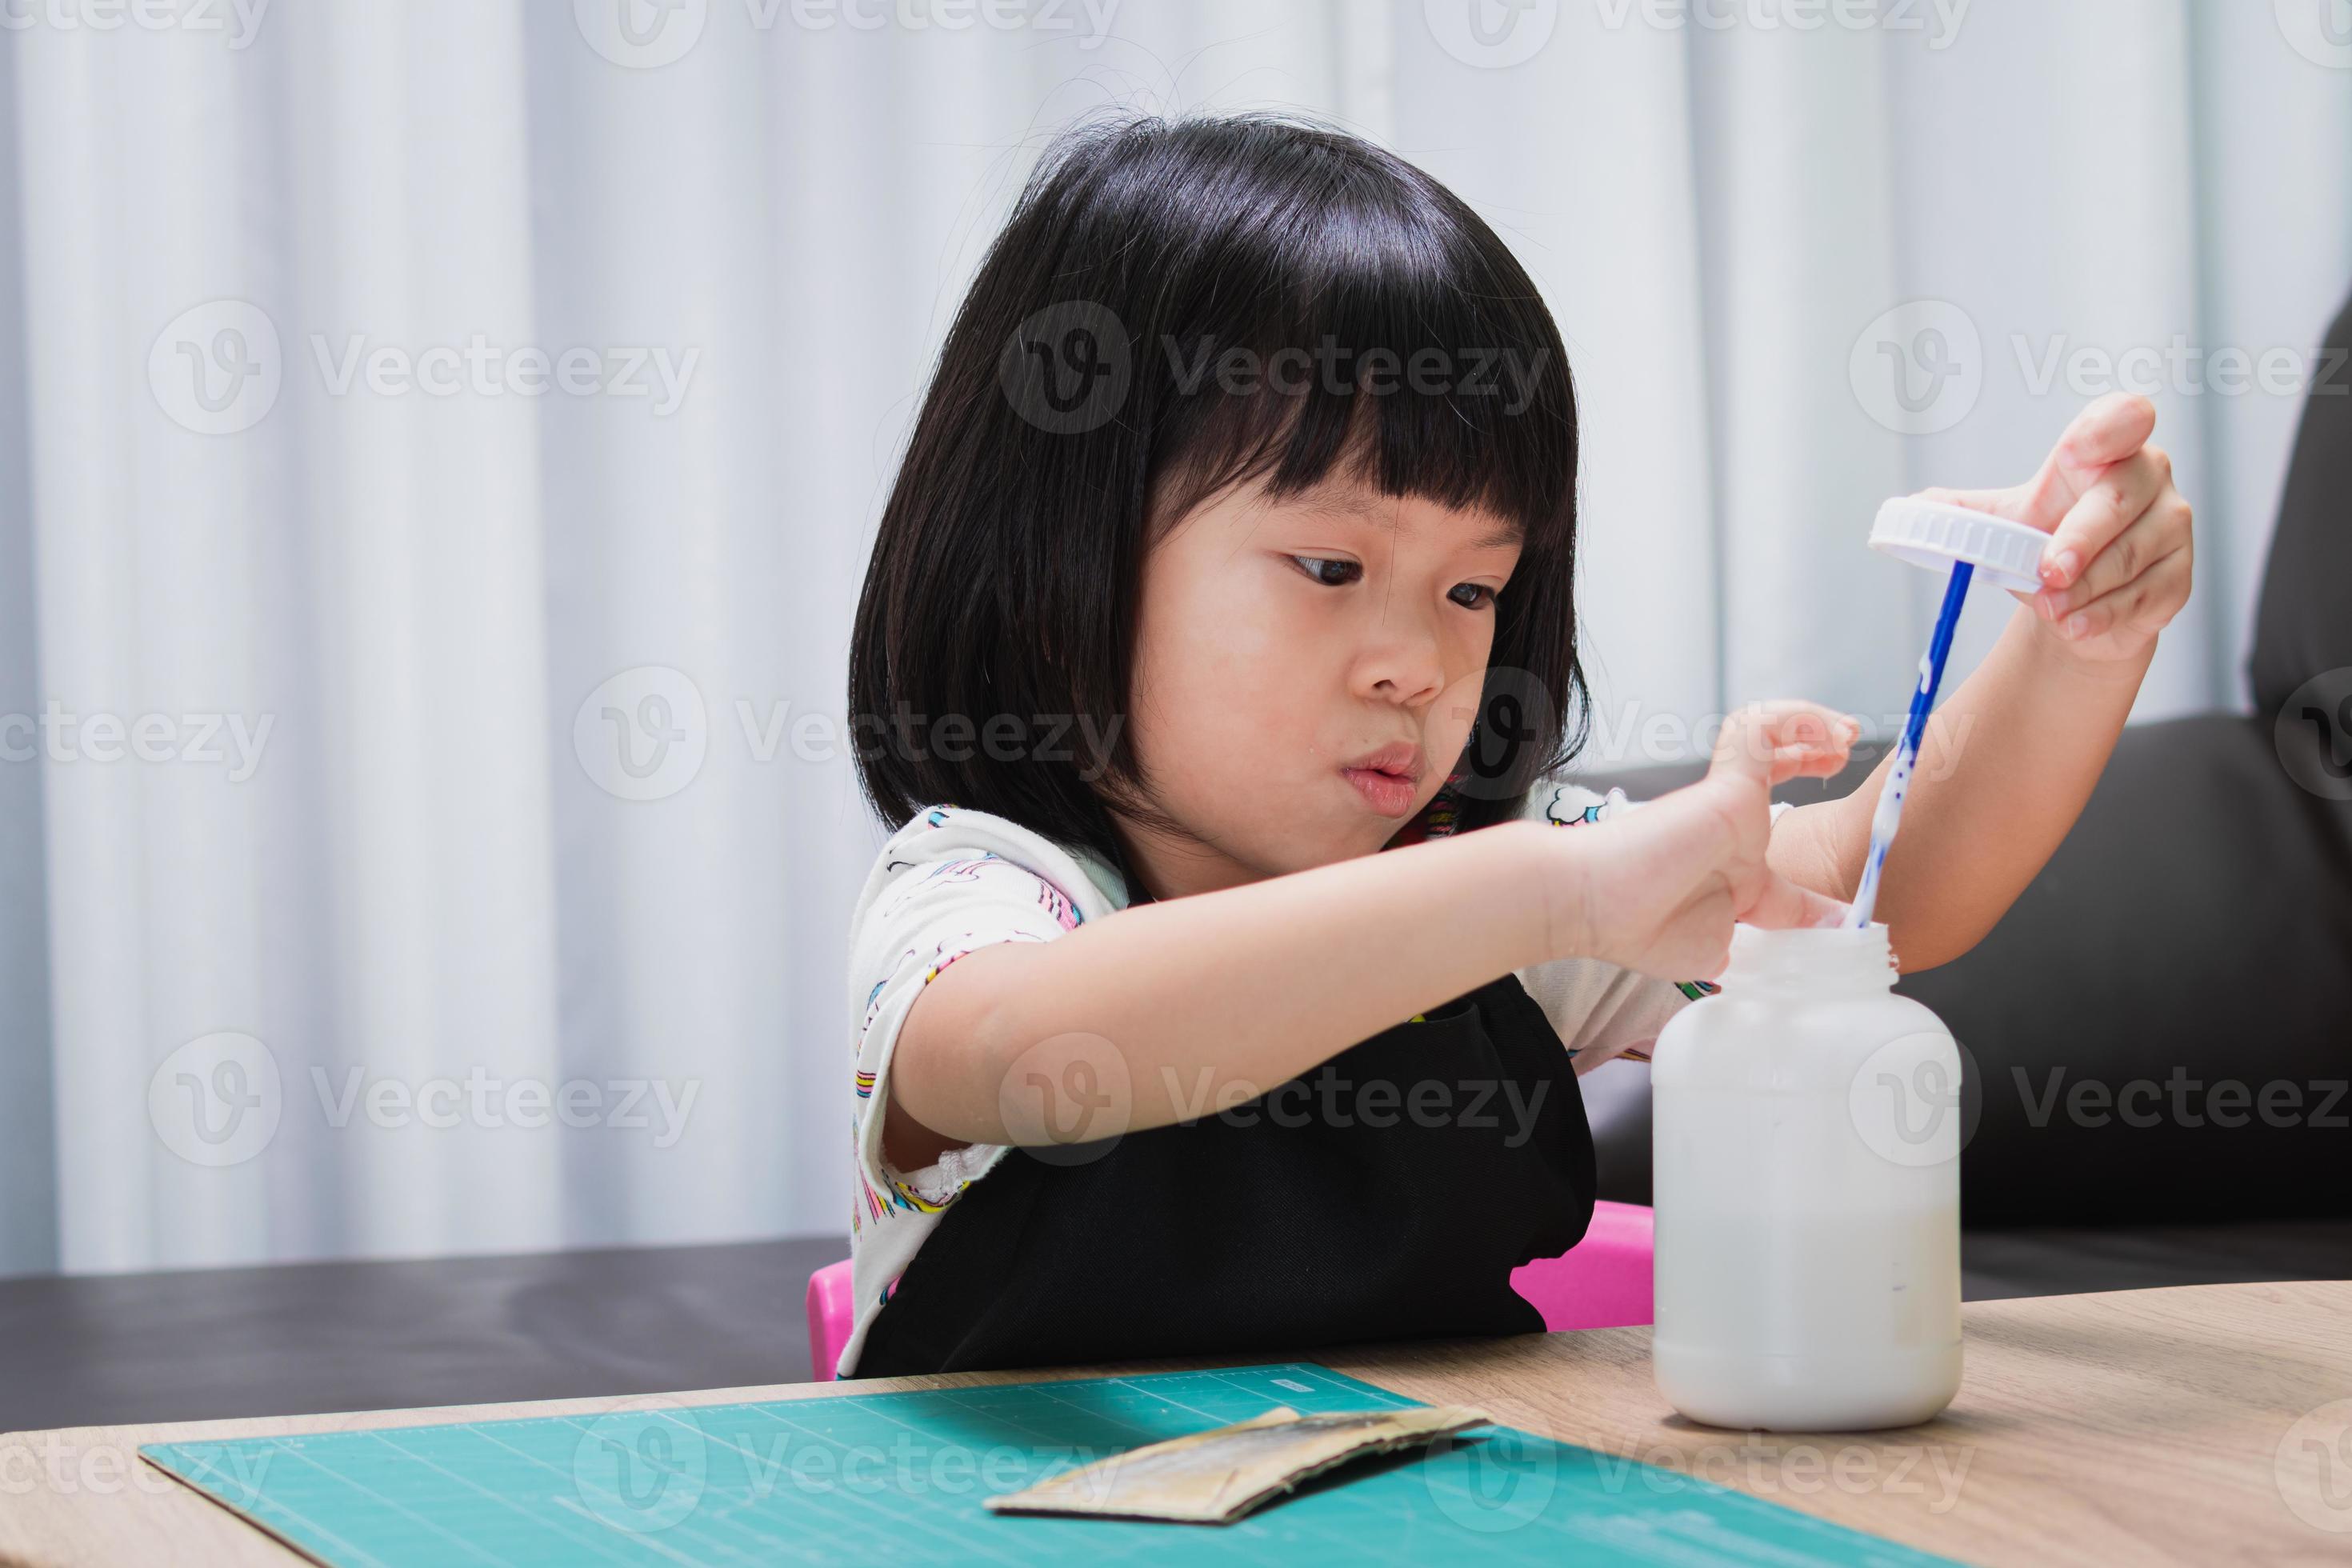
[{"x1": 1766, "y1": 394, "x2": 2194, "y2": 971}]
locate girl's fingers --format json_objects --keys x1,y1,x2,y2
[
  {"x1": 1710, "y1": 701, "x2": 1861, "y2": 787},
  {"x1": 1739, "y1": 868, "x2": 1853, "y2": 932},
  {"x1": 2037, "y1": 446, "x2": 2171, "y2": 592},
  {"x1": 1921, "y1": 394, "x2": 2158, "y2": 537},
  {"x1": 2050, "y1": 546, "x2": 2190, "y2": 642},
  {"x1": 2050, "y1": 392, "x2": 2159, "y2": 474},
  {"x1": 1770, "y1": 742, "x2": 1850, "y2": 779},
  {"x1": 2037, "y1": 494, "x2": 2176, "y2": 620}
]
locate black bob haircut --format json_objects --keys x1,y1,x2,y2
[{"x1": 848, "y1": 113, "x2": 1586, "y2": 887}]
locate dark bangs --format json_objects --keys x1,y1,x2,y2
[{"x1": 849, "y1": 113, "x2": 1586, "y2": 876}]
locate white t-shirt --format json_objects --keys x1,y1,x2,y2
[{"x1": 834, "y1": 780, "x2": 1783, "y2": 1376}]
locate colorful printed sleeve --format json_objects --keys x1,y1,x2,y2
[{"x1": 842, "y1": 805, "x2": 1101, "y2": 1234}]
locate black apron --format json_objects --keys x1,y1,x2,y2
[{"x1": 851, "y1": 970, "x2": 1594, "y2": 1378}]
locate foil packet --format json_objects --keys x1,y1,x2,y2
[{"x1": 982, "y1": 1403, "x2": 1494, "y2": 1525}]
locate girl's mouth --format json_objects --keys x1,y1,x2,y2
[{"x1": 1342, "y1": 764, "x2": 1419, "y2": 818}]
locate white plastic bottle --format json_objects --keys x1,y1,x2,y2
[{"x1": 1650, "y1": 923, "x2": 1963, "y2": 1430}]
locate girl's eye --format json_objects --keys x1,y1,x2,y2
[
  {"x1": 1449, "y1": 582, "x2": 1498, "y2": 610},
  {"x1": 1290, "y1": 555, "x2": 1362, "y2": 587}
]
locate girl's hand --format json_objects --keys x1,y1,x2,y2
[
  {"x1": 1918, "y1": 393, "x2": 2194, "y2": 667},
  {"x1": 1556, "y1": 702, "x2": 1858, "y2": 980}
]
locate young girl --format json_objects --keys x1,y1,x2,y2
[{"x1": 837, "y1": 115, "x2": 2192, "y2": 1379}]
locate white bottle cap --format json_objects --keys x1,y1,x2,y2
[{"x1": 1868, "y1": 497, "x2": 2047, "y2": 595}]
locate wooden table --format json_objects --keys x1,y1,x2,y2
[{"x1": 5, "y1": 1281, "x2": 2349, "y2": 1566}]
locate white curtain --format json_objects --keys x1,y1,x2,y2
[{"x1": 1, "y1": 0, "x2": 2343, "y2": 1276}]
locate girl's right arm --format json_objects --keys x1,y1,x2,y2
[{"x1": 884, "y1": 702, "x2": 1854, "y2": 1161}]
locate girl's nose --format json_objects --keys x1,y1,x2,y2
[{"x1": 1353, "y1": 620, "x2": 1448, "y2": 709}]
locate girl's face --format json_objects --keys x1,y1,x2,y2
[{"x1": 1117, "y1": 470, "x2": 1523, "y2": 899}]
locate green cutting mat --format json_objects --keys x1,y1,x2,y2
[{"x1": 142, "y1": 1363, "x2": 1958, "y2": 1566}]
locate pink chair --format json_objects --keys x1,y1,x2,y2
[{"x1": 803, "y1": 1201, "x2": 1654, "y2": 1380}]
